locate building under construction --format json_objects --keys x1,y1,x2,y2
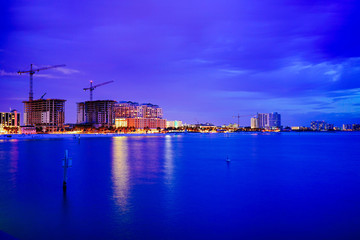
[
  {"x1": 77, "y1": 100, "x2": 116, "y2": 127},
  {"x1": 23, "y1": 99, "x2": 66, "y2": 131}
]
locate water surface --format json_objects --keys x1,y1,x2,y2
[{"x1": 0, "y1": 133, "x2": 360, "y2": 239}]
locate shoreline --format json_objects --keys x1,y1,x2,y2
[{"x1": 0, "y1": 131, "x2": 359, "y2": 140}]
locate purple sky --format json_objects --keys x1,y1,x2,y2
[{"x1": 1, "y1": 0, "x2": 360, "y2": 126}]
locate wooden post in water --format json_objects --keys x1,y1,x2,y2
[{"x1": 62, "y1": 149, "x2": 72, "y2": 190}]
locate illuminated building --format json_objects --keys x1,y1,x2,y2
[
  {"x1": 310, "y1": 121, "x2": 333, "y2": 131},
  {"x1": 251, "y1": 117, "x2": 259, "y2": 129},
  {"x1": 0, "y1": 110, "x2": 20, "y2": 128},
  {"x1": 254, "y1": 112, "x2": 281, "y2": 129},
  {"x1": 114, "y1": 101, "x2": 166, "y2": 129},
  {"x1": 166, "y1": 120, "x2": 183, "y2": 128},
  {"x1": 77, "y1": 100, "x2": 116, "y2": 127},
  {"x1": 127, "y1": 118, "x2": 166, "y2": 129},
  {"x1": 343, "y1": 124, "x2": 353, "y2": 131},
  {"x1": 23, "y1": 99, "x2": 65, "y2": 131}
]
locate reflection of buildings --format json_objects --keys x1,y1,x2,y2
[
  {"x1": 112, "y1": 137, "x2": 129, "y2": 210},
  {"x1": 251, "y1": 112, "x2": 281, "y2": 129},
  {"x1": 77, "y1": 100, "x2": 116, "y2": 127},
  {"x1": 23, "y1": 99, "x2": 65, "y2": 131},
  {"x1": 164, "y1": 135, "x2": 174, "y2": 184}
]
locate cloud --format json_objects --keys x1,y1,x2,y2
[
  {"x1": 0, "y1": 70, "x2": 18, "y2": 76},
  {"x1": 54, "y1": 67, "x2": 80, "y2": 75}
]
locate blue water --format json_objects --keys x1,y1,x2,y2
[{"x1": 1, "y1": 132, "x2": 360, "y2": 239}]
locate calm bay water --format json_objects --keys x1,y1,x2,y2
[{"x1": 1, "y1": 132, "x2": 360, "y2": 239}]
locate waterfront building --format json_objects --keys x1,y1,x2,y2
[
  {"x1": 268, "y1": 112, "x2": 281, "y2": 128},
  {"x1": 343, "y1": 124, "x2": 353, "y2": 131},
  {"x1": 20, "y1": 126, "x2": 36, "y2": 134},
  {"x1": 127, "y1": 118, "x2": 166, "y2": 129},
  {"x1": 251, "y1": 117, "x2": 259, "y2": 129},
  {"x1": 310, "y1": 121, "x2": 333, "y2": 131},
  {"x1": 115, "y1": 118, "x2": 128, "y2": 128},
  {"x1": 253, "y1": 112, "x2": 281, "y2": 129},
  {"x1": 353, "y1": 124, "x2": 360, "y2": 131},
  {"x1": 0, "y1": 110, "x2": 20, "y2": 128},
  {"x1": 77, "y1": 100, "x2": 116, "y2": 127},
  {"x1": 23, "y1": 99, "x2": 65, "y2": 131},
  {"x1": 166, "y1": 120, "x2": 183, "y2": 128},
  {"x1": 114, "y1": 101, "x2": 166, "y2": 129}
]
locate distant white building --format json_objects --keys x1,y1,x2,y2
[
  {"x1": 166, "y1": 120, "x2": 183, "y2": 128},
  {"x1": 251, "y1": 112, "x2": 281, "y2": 129},
  {"x1": 251, "y1": 117, "x2": 259, "y2": 129}
]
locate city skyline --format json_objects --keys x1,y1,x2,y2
[{"x1": 1, "y1": 1, "x2": 360, "y2": 126}]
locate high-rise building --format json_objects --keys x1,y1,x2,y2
[
  {"x1": 268, "y1": 112, "x2": 281, "y2": 128},
  {"x1": 253, "y1": 112, "x2": 281, "y2": 129},
  {"x1": 251, "y1": 117, "x2": 259, "y2": 129},
  {"x1": 310, "y1": 121, "x2": 333, "y2": 131},
  {"x1": 343, "y1": 124, "x2": 353, "y2": 131},
  {"x1": 0, "y1": 110, "x2": 20, "y2": 128},
  {"x1": 77, "y1": 100, "x2": 116, "y2": 127},
  {"x1": 113, "y1": 101, "x2": 166, "y2": 129},
  {"x1": 23, "y1": 99, "x2": 65, "y2": 131}
]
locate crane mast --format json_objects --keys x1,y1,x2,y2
[
  {"x1": 18, "y1": 64, "x2": 66, "y2": 101},
  {"x1": 83, "y1": 80, "x2": 114, "y2": 101}
]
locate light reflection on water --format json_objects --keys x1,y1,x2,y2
[
  {"x1": 164, "y1": 135, "x2": 174, "y2": 184},
  {"x1": 111, "y1": 137, "x2": 130, "y2": 212},
  {"x1": 0, "y1": 133, "x2": 360, "y2": 239}
]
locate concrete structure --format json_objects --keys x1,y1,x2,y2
[
  {"x1": 77, "y1": 100, "x2": 116, "y2": 127},
  {"x1": 0, "y1": 110, "x2": 20, "y2": 128},
  {"x1": 23, "y1": 99, "x2": 65, "y2": 131}
]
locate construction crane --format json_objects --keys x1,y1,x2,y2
[
  {"x1": 232, "y1": 113, "x2": 254, "y2": 127},
  {"x1": 40, "y1": 93, "x2": 47, "y2": 99},
  {"x1": 83, "y1": 80, "x2": 114, "y2": 101},
  {"x1": 18, "y1": 64, "x2": 66, "y2": 101}
]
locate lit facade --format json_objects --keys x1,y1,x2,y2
[
  {"x1": 0, "y1": 110, "x2": 20, "y2": 128},
  {"x1": 251, "y1": 117, "x2": 259, "y2": 129},
  {"x1": 127, "y1": 118, "x2": 166, "y2": 129},
  {"x1": 114, "y1": 101, "x2": 166, "y2": 129},
  {"x1": 114, "y1": 101, "x2": 163, "y2": 119},
  {"x1": 166, "y1": 120, "x2": 183, "y2": 128},
  {"x1": 311, "y1": 121, "x2": 332, "y2": 131},
  {"x1": 254, "y1": 112, "x2": 281, "y2": 129},
  {"x1": 23, "y1": 99, "x2": 65, "y2": 131}
]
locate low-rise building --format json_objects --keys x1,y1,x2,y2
[{"x1": 166, "y1": 120, "x2": 183, "y2": 128}]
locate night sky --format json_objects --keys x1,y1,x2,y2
[{"x1": 1, "y1": 0, "x2": 360, "y2": 126}]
